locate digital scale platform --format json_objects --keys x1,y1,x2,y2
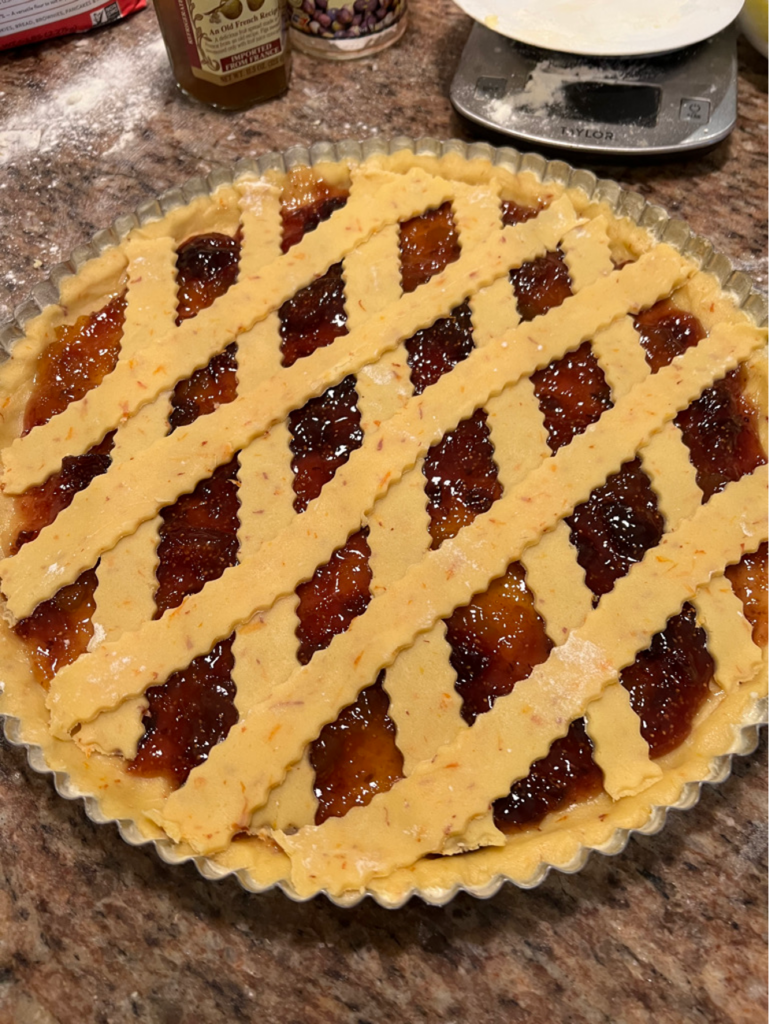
[{"x1": 450, "y1": 1, "x2": 740, "y2": 156}]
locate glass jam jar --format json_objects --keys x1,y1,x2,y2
[
  {"x1": 155, "y1": 0, "x2": 291, "y2": 109},
  {"x1": 288, "y1": 0, "x2": 407, "y2": 59}
]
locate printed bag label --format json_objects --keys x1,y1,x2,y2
[{"x1": 0, "y1": 0, "x2": 146, "y2": 50}]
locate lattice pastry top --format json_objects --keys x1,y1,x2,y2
[{"x1": 0, "y1": 147, "x2": 766, "y2": 906}]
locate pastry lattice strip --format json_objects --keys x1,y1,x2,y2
[
  {"x1": 42, "y1": 241, "x2": 712, "y2": 742},
  {"x1": 141, "y1": 330, "x2": 765, "y2": 853},
  {"x1": 1, "y1": 195, "x2": 583, "y2": 617},
  {"x1": 76, "y1": 236, "x2": 178, "y2": 758},
  {"x1": 231, "y1": 177, "x2": 319, "y2": 831}
]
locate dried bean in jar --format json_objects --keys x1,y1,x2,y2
[{"x1": 291, "y1": 0, "x2": 407, "y2": 56}]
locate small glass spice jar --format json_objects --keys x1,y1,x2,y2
[{"x1": 288, "y1": 0, "x2": 407, "y2": 59}]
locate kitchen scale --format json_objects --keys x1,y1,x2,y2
[{"x1": 450, "y1": 0, "x2": 741, "y2": 156}]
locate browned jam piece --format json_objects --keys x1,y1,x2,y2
[
  {"x1": 531, "y1": 341, "x2": 613, "y2": 453},
  {"x1": 296, "y1": 529, "x2": 373, "y2": 665},
  {"x1": 406, "y1": 302, "x2": 475, "y2": 395},
  {"x1": 493, "y1": 719, "x2": 603, "y2": 833},
  {"x1": 310, "y1": 676, "x2": 404, "y2": 825},
  {"x1": 23, "y1": 295, "x2": 125, "y2": 433},
  {"x1": 446, "y1": 563, "x2": 552, "y2": 726},
  {"x1": 399, "y1": 202, "x2": 461, "y2": 293},
  {"x1": 634, "y1": 299, "x2": 706, "y2": 372},
  {"x1": 501, "y1": 199, "x2": 542, "y2": 226},
  {"x1": 175, "y1": 233, "x2": 241, "y2": 324},
  {"x1": 281, "y1": 183, "x2": 349, "y2": 253},
  {"x1": 675, "y1": 367, "x2": 766, "y2": 500},
  {"x1": 13, "y1": 570, "x2": 98, "y2": 688},
  {"x1": 423, "y1": 410, "x2": 502, "y2": 549},
  {"x1": 621, "y1": 604, "x2": 714, "y2": 758},
  {"x1": 289, "y1": 375, "x2": 363, "y2": 513},
  {"x1": 168, "y1": 343, "x2": 239, "y2": 432},
  {"x1": 280, "y1": 263, "x2": 348, "y2": 368},
  {"x1": 510, "y1": 250, "x2": 572, "y2": 322},
  {"x1": 129, "y1": 639, "x2": 238, "y2": 785},
  {"x1": 11, "y1": 433, "x2": 115, "y2": 553},
  {"x1": 726, "y1": 543, "x2": 768, "y2": 648},
  {"x1": 568, "y1": 459, "x2": 665, "y2": 600}
]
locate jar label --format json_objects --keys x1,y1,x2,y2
[
  {"x1": 177, "y1": 0, "x2": 287, "y2": 85},
  {"x1": 289, "y1": 0, "x2": 405, "y2": 41}
]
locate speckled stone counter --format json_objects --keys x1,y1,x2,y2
[{"x1": 0, "y1": 5, "x2": 767, "y2": 1022}]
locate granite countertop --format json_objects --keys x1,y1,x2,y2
[{"x1": 0, "y1": 4, "x2": 767, "y2": 1022}]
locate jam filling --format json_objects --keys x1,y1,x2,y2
[
  {"x1": 493, "y1": 720, "x2": 603, "y2": 832},
  {"x1": 10, "y1": 184, "x2": 768, "y2": 833},
  {"x1": 11, "y1": 433, "x2": 115, "y2": 554},
  {"x1": 23, "y1": 294, "x2": 125, "y2": 434},
  {"x1": 280, "y1": 262, "x2": 348, "y2": 368},
  {"x1": 676, "y1": 367, "x2": 767, "y2": 500},
  {"x1": 634, "y1": 298, "x2": 706, "y2": 373},
  {"x1": 726, "y1": 542, "x2": 768, "y2": 648},
  {"x1": 510, "y1": 249, "x2": 572, "y2": 323},
  {"x1": 501, "y1": 198, "x2": 542, "y2": 226},
  {"x1": 289, "y1": 375, "x2": 363, "y2": 513},
  {"x1": 296, "y1": 529, "x2": 373, "y2": 667},
  {"x1": 447, "y1": 563, "x2": 553, "y2": 728},
  {"x1": 399, "y1": 202, "x2": 461, "y2": 294},
  {"x1": 406, "y1": 302, "x2": 475, "y2": 396},
  {"x1": 12, "y1": 293, "x2": 126, "y2": 553},
  {"x1": 175, "y1": 233, "x2": 240, "y2": 324},
  {"x1": 14, "y1": 570, "x2": 98, "y2": 688},
  {"x1": 296, "y1": 528, "x2": 403, "y2": 824},
  {"x1": 310, "y1": 675, "x2": 403, "y2": 825},
  {"x1": 621, "y1": 605, "x2": 714, "y2": 758},
  {"x1": 568, "y1": 459, "x2": 665, "y2": 600},
  {"x1": 280, "y1": 180, "x2": 349, "y2": 254},
  {"x1": 11, "y1": 295, "x2": 127, "y2": 677},
  {"x1": 532, "y1": 342, "x2": 613, "y2": 453},
  {"x1": 423, "y1": 410, "x2": 502, "y2": 550}
]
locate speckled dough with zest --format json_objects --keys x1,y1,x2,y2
[{"x1": 0, "y1": 148, "x2": 766, "y2": 906}]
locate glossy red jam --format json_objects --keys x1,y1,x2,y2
[
  {"x1": 399, "y1": 202, "x2": 460, "y2": 294},
  {"x1": 310, "y1": 675, "x2": 403, "y2": 824},
  {"x1": 280, "y1": 262, "x2": 348, "y2": 368},
  {"x1": 676, "y1": 367, "x2": 767, "y2": 500},
  {"x1": 621, "y1": 605, "x2": 714, "y2": 758},
  {"x1": 510, "y1": 250, "x2": 572, "y2": 323},
  {"x1": 726, "y1": 543, "x2": 768, "y2": 648},
  {"x1": 14, "y1": 570, "x2": 98, "y2": 688},
  {"x1": 493, "y1": 719, "x2": 603, "y2": 831},
  {"x1": 634, "y1": 298, "x2": 706, "y2": 373},
  {"x1": 281, "y1": 182, "x2": 349, "y2": 254},
  {"x1": 568, "y1": 459, "x2": 665, "y2": 600},
  {"x1": 289, "y1": 375, "x2": 362, "y2": 513},
  {"x1": 532, "y1": 342, "x2": 612, "y2": 453}
]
